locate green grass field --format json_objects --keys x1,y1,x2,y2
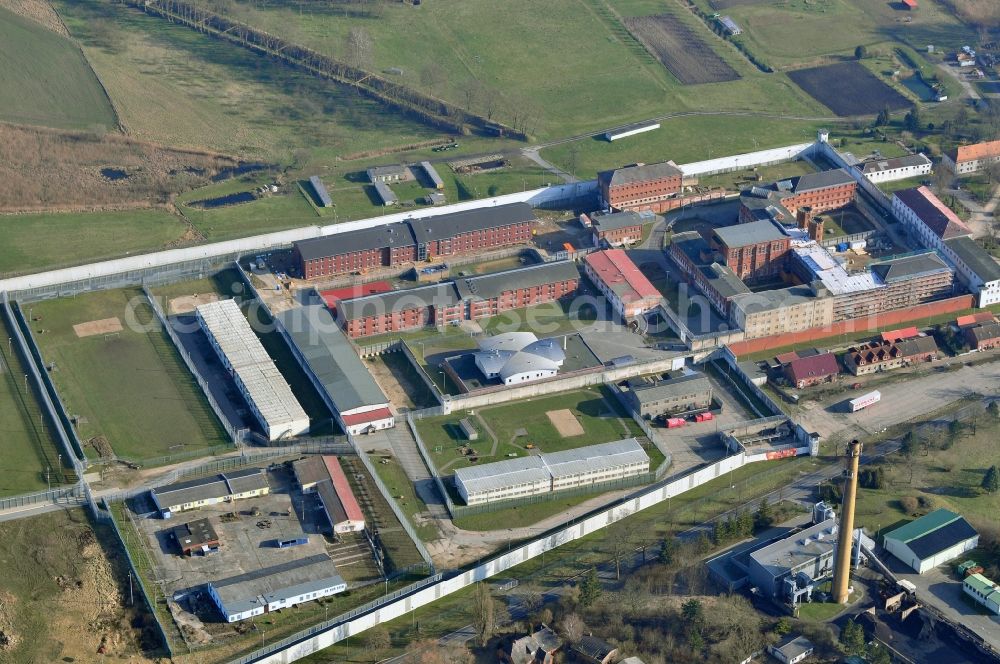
[
  {"x1": 29, "y1": 288, "x2": 231, "y2": 463},
  {"x1": 0, "y1": 6, "x2": 116, "y2": 130},
  {"x1": 415, "y1": 386, "x2": 645, "y2": 474},
  {"x1": 0, "y1": 209, "x2": 189, "y2": 277},
  {"x1": 0, "y1": 316, "x2": 68, "y2": 495},
  {"x1": 55, "y1": 0, "x2": 442, "y2": 160}
]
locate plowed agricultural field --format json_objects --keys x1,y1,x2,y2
[
  {"x1": 623, "y1": 14, "x2": 740, "y2": 85},
  {"x1": 788, "y1": 62, "x2": 910, "y2": 116}
]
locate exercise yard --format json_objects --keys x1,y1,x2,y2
[
  {"x1": 414, "y1": 386, "x2": 647, "y2": 473},
  {"x1": 28, "y1": 288, "x2": 231, "y2": 463}
]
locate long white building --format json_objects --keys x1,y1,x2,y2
[
  {"x1": 454, "y1": 438, "x2": 650, "y2": 506},
  {"x1": 197, "y1": 299, "x2": 309, "y2": 441}
]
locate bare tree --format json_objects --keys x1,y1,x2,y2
[
  {"x1": 420, "y1": 63, "x2": 446, "y2": 95},
  {"x1": 621, "y1": 577, "x2": 649, "y2": 616},
  {"x1": 479, "y1": 85, "x2": 500, "y2": 121},
  {"x1": 470, "y1": 582, "x2": 496, "y2": 647},
  {"x1": 559, "y1": 612, "x2": 585, "y2": 644},
  {"x1": 365, "y1": 626, "x2": 390, "y2": 661},
  {"x1": 462, "y1": 81, "x2": 480, "y2": 112},
  {"x1": 345, "y1": 27, "x2": 374, "y2": 71},
  {"x1": 606, "y1": 511, "x2": 636, "y2": 580}
]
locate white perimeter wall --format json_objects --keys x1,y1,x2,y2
[{"x1": 679, "y1": 142, "x2": 814, "y2": 177}]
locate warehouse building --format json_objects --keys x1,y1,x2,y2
[
  {"x1": 336, "y1": 261, "x2": 579, "y2": 338},
  {"x1": 454, "y1": 438, "x2": 650, "y2": 505},
  {"x1": 473, "y1": 332, "x2": 566, "y2": 385},
  {"x1": 622, "y1": 371, "x2": 713, "y2": 419},
  {"x1": 419, "y1": 161, "x2": 444, "y2": 190},
  {"x1": 597, "y1": 160, "x2": 683, "y2": 212},
  {"x1": 584, "y1": 249, "x2": 662, "y2": 320},
  {"x1": 373, "y1": 181, "x2": 398, "y2": 207},
  {"x1": 196, "y1": 299, "x2": 309, "y2": 441},
  {"x1": 309, "y1": 176, "x2": 333, "y2": 208},
  {"x1": 293, "y1": 456, "x2": 365, "y2": 533},
  {"x1": 151, "y1": 468, "x2": 270, "y2": 518},
  {"x1": 292, "y1": 203, "x2": 535, "y2": 279},
  {"x1": 883, "y1": 509, "x2": 979, "y2": 574},
  {"x1": 207, "y1": 554, "x2": 347, "y2": 622},
  {"x1": 276, "y1": 305, "x2": 394, "y2": 435}
]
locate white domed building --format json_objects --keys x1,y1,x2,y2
[{"x1": 473, "y1": 332, "x2": 566, "y2": 385}]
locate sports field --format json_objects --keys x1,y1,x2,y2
[
  {"x1": 0, "y1": 5, "x2": 116, "y2": 130},
  {"x1": 0, "y1": 209, "x2": 189, "y2": 277},
  {"x1": 0, "y1": 315, "x2": 67, "y2": 495},
  {"x1": 29, "y1": 288, "x2": 230, "y2": 463},
  {"x1": 414, "y1": 387, "x2": 646, "y2": 473}
]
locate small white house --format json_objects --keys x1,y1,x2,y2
[{"x1": 768, "y1": 635, "x2": 814, "y2": 664}]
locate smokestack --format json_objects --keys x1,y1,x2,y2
[{"x1": 832, "y1": 439, "x2": 863, "y2": 604}]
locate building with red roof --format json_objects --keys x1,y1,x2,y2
[
  {"x1": 583, "y1": 249, "x2": 662, "y2": 319},
  {"x1": 783, "y1": 352, "x2": 840, "y2": 389},
  {"x1": 881, "y1": 326, "x2": 919, "y2": 343},
  {"x1": 942, "y1": 139, "x2": 1000, "y2": 175},
  {"x1": 893, "y1": 187, "x2": 971, "y2": 243},
  {"x1": 293, "y1": 456, "x2": 365, "y2": 533},
  {"x1": 320, "y1": 281, "x2": 392, "y2": 313},
  {"x1": 956, "y1": 312, "x2": 996, "y2": 328}
]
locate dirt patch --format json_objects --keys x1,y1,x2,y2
[
  {"x1": 0, "y1": 0, "x2": 68, "y2": 36},
  {"x1": 787, "y1": 62, "x2": 911, "y2": 116},
  {"x1": 623, "y1": 14, "x2": 739, "y2": 85},
  {"x1": 546, "y1": 409, "x2": 585, "y2": 438},
  {"x1": 89, "y1": 435, "x2": 114, "y2": 458},
  {"x1": 0, "y1": 591, "x2": 21, "y2": 652},
  {"x1": 168, "y1": 292, "x2": 220, "y2": 315},
  {"x1": 73, "y1": 316, "x2": 123, "y2": 338}
]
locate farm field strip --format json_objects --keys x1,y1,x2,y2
[
  {"x1": 623, "y1": 13, "x2": 740, "y2": 85},
  {"x1": 787, "y1": 62, "x2": 913, "y2": 116}
]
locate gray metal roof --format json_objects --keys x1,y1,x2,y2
[
  {"x1": 453, "y1": 260, "x2": 579, "y2": 301},
  {"x1": 293, "y1": 456, "x2": 327, "y2": 488},
  {"x1": 210, "y1": 554, "x2": 345, "y2": 617},
  {"x1": 592, "y1": 211, "x2": 655, "y2": 232},
  {"x1": 309, "y1": 176, "x2": 333, "y2": 207},
  {"x1": 773, "y1": 635, "x2": 814, "y2": 659},
  {"x1": 408, "y1": 202, "x2": 534, "y2": 245},
  {"x1": 713, "y1": 220, "x2": 787, "y2": 248},
  {"x1": 542, "y1": 438, "x2": 648, "y2": 478},
  {"x1": 374, "y1": 181, "x2": 398, "y2": 205},
  {"x1": 420, "y1": 161, "x2": 445, "y2": 189},
  {"x1": 152, "y1": 469, "x2": 268, "y2": 509},
  {"x1": 749, "y1": 518, "x2": 837, "y2": 580},
  {"x1": 859, "y1": 153, "x2": 931, "y2": 174},
  {"x1": 870, "y1": 251, "x2": 951, "y2": 283},
  {"x1": 792, "y1": 168, "x2": 855, "y2": 193},
  {"x1": 598, "y1": 161, "x2": 682, "y2": 188},
  {"x1": 630, "y1": 373, "x2": 711, "y2": 404},
  {"x1": 366, "y1": 164, "x2": 408, "y2": 180},
  {"x1": 276, "y1": 305, "x2": 388, "y2": 414},
  {"x1": 944, "y1": 235, "x2": 1000, "y2": 282},
  {"x1": 894, "y1": 335, "x2": 938, "y2": 357},
  {"x1": 224, "y1": 468, "x2": 270, "y2": 494},
  {"x1": 968, "y1": 322, "x2": 1000, "y2": 344},
  {"x1": 454, "y1": 455, "x2": 551, "y2": 495},
  {"x1": 294, "y1": 222, "x2": 414, "y2": 262},
  {"x1": 336, "y1": 283, "x2": 458, "y2": 321}
]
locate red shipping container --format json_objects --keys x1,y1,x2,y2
[
  {"x1": 666, "y1": 417, "x2": 686, "y2": 428},
  {"x1": 695, "y1": 412, "x2": 714, "y2": 423}
]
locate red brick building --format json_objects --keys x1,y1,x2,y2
[
  {"x1": 739, "y1": 169, "x2": 857, "y2": 225},
  {"x1": 597, "y1": 161, "x2": 683, "y2": 213},
  {"x1": 783, "y1": 352, "x2": 840, "y2": 388},
  {"x1": 293, "y1": 203, "x2": 535, "y2": 279},
  {"x1": 711, "y1": 220, "x2": 791, "y2": 282},
  {"x1": 591, "y1": 210, "x2": 654, "y2": 247},
  {"x1": 965, "y1": 322, "x2": 1000, "y2": 350},
  {"x1": 336, "y1": 261, "x2": 580, "y2": 338}
]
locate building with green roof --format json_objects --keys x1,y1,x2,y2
[
  {"x1": 883, "y1": 508, "x2": 979, "y2": 574},
  {"x1": 963, "y1": 573, "x2": 1000, "y2": 615}
]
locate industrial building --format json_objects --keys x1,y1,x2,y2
[
  {"x1": 151, "y1": 468, "x2": 270, "y2": 518},
  {"x1": 738, "y1": 169, "x2": 857, "y2": 225},
  {"x1": 276, "y1": 305, "x2": 394, "y2": 435},
  {"x1": 335, "y1": 261, "x2": 579, "y2": 338},
  {"x1": 892, "y1": 186, "x2": 1000, "y2": 307},
  {"x1": 292, "y1": 203, "x2": 535, "y2": 279},
  {"x1": 941, "y1": 139, "x2": 1000, "y2": 175},
  {"x1": 963, "y1": 573, "x2": 1000, "y2": 615},
  {"x1": 473, "y1": 332, "x2": 565, "y2": 385},
  {"x1": 454, "y1": 439, "x2": 650, "y2": 506},
  {"x1": 746, "y1": 517, "x2": 838, "y2": 604},
  {"x1": 855, "y1": 153, "x2": 932, "y2": 183},
  {"x1": 883, "y1": 508, "x2": 979, "y2": 574},
  {"x1": 169, "y1": 518, "x2": 220, "y2": 556},
  {"x1": 590, "y1": 210, "x2": 656, "y2": 247},
  {"x1": 842, "y1": 335, "x2": 938, "y2": 375},
  {"x1": 583, "y1": 249, "x2": 662, "y2": 320},
  {"x1": 621, "y1": 371, "x2": 713, "y2": 419},
  {"x1": 597, "y1": 160, "x2": 683, "y2": 212},
  {"x1": 207, "y1": 554, "x2": 347, "y2": 622},
  {"x1": 292, "y1": 456, "x2": 366, "y2": 533},
  {"x1": 196, "y1": 299, "x2": 309, "y2": 441}
]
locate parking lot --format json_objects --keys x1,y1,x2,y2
[{"x1": 131, "y1": 466, "x2": 382, "y2": 609}]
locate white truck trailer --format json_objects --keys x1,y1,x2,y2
[{"x1": 849, "y1": 390, "x2": 881, "y2": 412}]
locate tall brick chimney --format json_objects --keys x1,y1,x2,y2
[{"x1": 796, "y1": 205, "x2": 814, "y2": 230}]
